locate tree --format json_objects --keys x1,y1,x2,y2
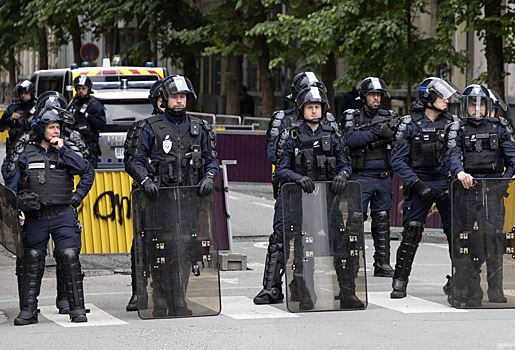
[
  {"x1": 178, "y1": 0, "x2": 278, "y2": 117},
  {"x1": 442, "y1": 0, "x2": 515, "y2": 97},
  {"x1": 0, "y1": 0, "x2": 35, "y2": 102}
]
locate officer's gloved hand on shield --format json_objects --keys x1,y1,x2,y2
[
  {"x1": 331, "y1": 172, "x2": 348, "y2": 194},
  {"x1": 69, "y1": 192, "x2": 83, "y2": 208},
  {"x1": 142, "y1": 178, "x2": 159, "y2": 200},
  {"x1": 198, "y1": 176, "x2": 215, "y2": 197},
  {"x1": 296, "y1": 176, "x2": 315, "y2": 193},
  {"x1": 411, "y1": 180, "x2": 433, "y2": 200}
]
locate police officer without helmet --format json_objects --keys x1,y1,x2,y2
[
  {"x1": 67, "y1": 75, "x2": 107, "y2": 167},
  {"x1": 390, "y1": 77, "x2": 460, "y2": 299},
  {"x1": 344, "y1": 77, "x2": 398, "y2": 278},
  {"x1": 447, "y1": 84, "x2": 515, "y2": 307},
  {"x1": 3, "y1": 105, "x2": 94, "y2": 325},
  {"x1": 0, "y1": 80, "x2": 36, "y2": 151},
  {"x1": 255, "y1": 72, "x2": 341, "y2": 305},
  {"x1": 124, "y1": 74, "x2": 218, "y2": 315}
]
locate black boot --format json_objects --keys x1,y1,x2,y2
[
  {"x1": 15, "y1": 257, "x2": 24, "y2": 310},
  {"x1": 371, "y1": 211, "x2": 394, "y2": 277},
  {"x1": 296, "y1": 277, "x2": 315, "y2": 311},
  {"x1": 126, "y1": 245, "x2": 138, "y2": 312},
  {"x1": 390, "y1": 221, "x2": 423, "y2": 299},
  {"x1": 335, "y1": 257, "x2": 364, "y2": 309},
  {"x1": 487, "y1": 254, "x2": 507, "y2": 303},
  {"x1": 465, "y1": 272, "x2": 483, "y2": 307},
  {"x1": 55, "y1": 252, "x2": 70, "y2": 314},
  {"x1": 253, "y1": 232, "x2": 284, "y2": 305},
  {"x1": 14, "y1": 249, "x2": 46, "y2": 326},
  {"x1": 59, "y1": 248, "x2": 87, "y2": 323}
]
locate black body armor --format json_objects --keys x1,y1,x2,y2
[
  {"x1": 462, "y1": 119, "x2": 503, "y2": 173},
  {"x1": 410, "y1": 113, "x2": 449, "y2": 169}
]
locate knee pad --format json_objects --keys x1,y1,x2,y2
[
  {"x1": 402, "y1": 221, "x2": 423, "y2": 244},
  {"x1": 57, "y1": 248, "x2": 81, "y2": 270}
]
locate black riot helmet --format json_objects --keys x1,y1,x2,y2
[
  {"x1": 487, "y1": 88, "x2": 508, "y2": 117},
  {"x1": 461, "y1": 84, "x2": 492, "y2": 120},
  {"x1": 359, "y1": 77, "x2": 389, "y2": 100},
  {"x1": 73, "y1": 75, "x2": 93, "y2": 93},
  {"x1": 148, "y1": 80, "x2": 164, "y2": 113},
  {"x1": 418, "y1": 77, "x2": 460, "y2": 107},
  {"x1": 160, "y1": 75, "x2": 197, "y2": 115},
  {"x1": 287, "y1": 71, "x2": 327, "y2": 102},
  {"x1": 16, "y1": 80, "x2": 35, "y2": 100},
  {"x1": 31, "y1": 108, "x2": 65, "y2": 139},
  {"x1": 296, "y1": 86, "x2": 329, "y2": 112},
  {"x1": 33, "y1": 91, "x2": 75, "y2": 125}
]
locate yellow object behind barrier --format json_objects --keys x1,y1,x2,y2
[
  {"x1": 0, "y1": 109, "x2": 7, "y2": 143},
  {"x1": 504, "y1": 182, "x2": 515, "y2": 233},
  {"x1": 76, "y1": 170, "x2": 134, "y2": 254}
]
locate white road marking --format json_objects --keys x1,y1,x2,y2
[
  {"x1": 253, "y1": 242, "x2": 269, "y2": 249},
  {"x1": 39, "y1": 303, "x2": 128, "y2": 327},
  {"x1": 228, "y1": 195, "x2": 240, "y2": 200},
  {"x1": 221, "y1": 278, "x2": 239, "y2": 285},
  {"x1": 252, "y1": 202, "x2": 275, "y2": 209},
  {"x1": 247, "y1": 262, "x2": 265, "y2": 269},
  {"x1": 221, "y1": 296, "x2": 298, "y2": 319},
  {"x1": 368, "y1": 292, "x2": 467, "y2": 313}
]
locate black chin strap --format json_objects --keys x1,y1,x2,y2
[{"x1": 306, "y1": 118, "x2": 320, "y2": 125}]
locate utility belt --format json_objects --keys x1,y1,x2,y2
[
  {"x1": 356, "y1": 171, "x2": 392, "y2": 179},
  {"x1": 40, "y1": 204, "x2": 69, "y2": 217}
]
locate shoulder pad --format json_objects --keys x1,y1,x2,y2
[
  {"x1": 498, "y1": 117, "x2": 509, "y2": 126},
  {"x1": 325, "y1": 112, "x2": 336, "y2": 122},
  {"x1": 344, "y1": 108, "x2": 359, "y2": 116},
  {"x1": 411, "y1": 112, "x2": 424, "y2": 122},
  {"x1": 271, "y1": 110, "x2": 285, "y2": 120},
  {"x1": 377, "y1": 109, "x2": 390, "y2": 116},
  {"x1": 201, "y1": 119, "x2": 213, "y2": 132},
  {"x1": 147, "y1": 114, "x2": 163, "y2": 125}
]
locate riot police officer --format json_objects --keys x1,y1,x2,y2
[
  {"x1": 390, "y1": 77, "x2": 460, "y2": 298},
  {"x1": 124, "y1": 74, "x2": 218, "y2": 316},
  {"x1": 3, "y1": 105, "x2": 94, "y2": 325},
  {"x1": 343, "y1": 77, "x2": 398, "y2": 277},
  {"x1": 67, "y1": 75, "x2": 107, "y2": 167},
  {"x1": 448, "y1": 84, "x2": 515, "y2": 306},
  {"x1": 0, "y1": 80, "x2": 36, "y2": 150},
  {"x1": 254, "y1": 72, "x2": 340, "y2": 305},
  {"x1": 273, "y1": 86, "x2": 361, "y2": 310},
  {"x1": 123, "y1": 79, "x2": 164, "y2": 312}
]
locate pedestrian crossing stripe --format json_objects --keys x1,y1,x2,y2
[
  {"x1": 221, "y1": 296, "x2": 298, "y2": 319},
  {"x1": 367, "y1": 292, "x2": 468, "y2": 313},
  {"x1": 38, "y1": 303, "x2": 128, "y2": 327}
]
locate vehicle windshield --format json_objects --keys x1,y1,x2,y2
[{"x1": 100, "y1": 99, "x2": 152, "y2": 131}]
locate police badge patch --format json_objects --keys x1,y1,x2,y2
[{"x1": 163, "y1": 135, "x2": 172, "y2": 154}]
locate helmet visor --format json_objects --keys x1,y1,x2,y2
[
  {"x1": 431, "y1": 80, "x2": 460, "y2": 102},
  {"x1": 464, "y1": 95, "x2": 490, "y2": 119}
]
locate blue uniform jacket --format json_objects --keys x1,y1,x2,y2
[
  {"x1": 67, "y1": 96, "x2": 107, "y2": 139},
  {"x1": 129, "y1": 111, "x2": 219, "y2": 184},
  {"x1": 275, "y1": 122, "x2": 352, "y2": 184},
  {"x1": 266, "y1": 108, "x2": 297, "y2": 165},
  {"x1": 391, "y1": 111, "x2": 451, "y2": 186},
  {"x1": 4, "y1": 143, "x2": 95, "y2": 198},
  {"x1": 449, "y1": 118, "x2": 515, "y2": 178}
]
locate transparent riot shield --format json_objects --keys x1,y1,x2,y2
[
  {"x1": 132, "y1": 186, "x2": 220, "y2": 319},
  {"x1": 0, "y1": 183, "x2": 23, "y2": 256},
  {"x1": 282, "y1": 181, "x2": 367, "y2": 313},
  {"x1": 451, "y1": 178, "x2": 515, "y2": 309}
]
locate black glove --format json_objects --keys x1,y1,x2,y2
[
  {"x1": 198, "y1": 177, "x2": 215, "y2": 197},
  {"x1": 296, "y1": 176, "x2": 315, "y2": 193},
  {"x1": 331, "y1": 172, "x2": 348, "y2": 194},
  {"x1": 411, "y1": 180, "x2": 433, "y2": 200},
  {"x1": 69, "y1": 193, "x2": 83, "y2": 208},
  {"x1": 142, "y1": 179, "x2": 159, "y2": 200},
  {"x1": 370, "y1": 122, "x2": 395, "y2": 139}
]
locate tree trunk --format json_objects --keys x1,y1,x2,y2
[
  {"x1": 225, "y1": 55, "x2": 242, "y2": 115},
  {"x1": 320, "y1": 52, "x2": 336, "y2": 112},
  {"x1": 38, "y1": 27, "x2": 48, "y2": 70},
  {"x1": 6, "y1": 50, "x2": 17, "y2": 104},
  {"x1": 70, "y1": 16, "x2": 82, "y2": 64},
  {"x1": 256, "y1": 35, "x2": 274, "y2": 118},
  {"x1": 484, "y1": 0, "x2": 504, "y2": 97}
]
